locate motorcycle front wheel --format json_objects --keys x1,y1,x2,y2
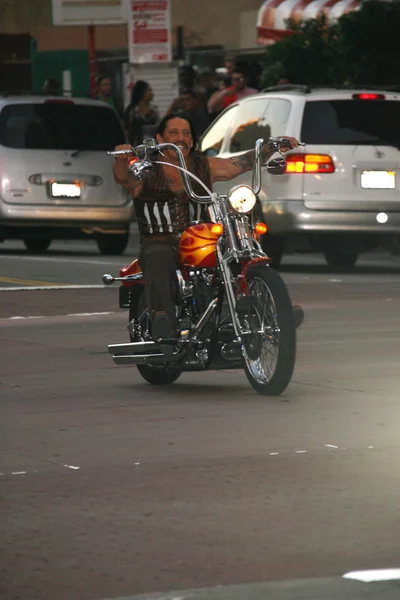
[
  {"x1": 242, "y1": 266, "x2": 296, "y2": 396},
  {"x1": 129, "y1": 290, "x2": 182, "y2": 386}
]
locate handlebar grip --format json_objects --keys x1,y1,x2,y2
[{"x1": 107, "y1": 149, "x2": 135, "y2": 156}]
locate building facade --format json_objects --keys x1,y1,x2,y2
[{"x1": 0, "y1": 0, "x2": 261, "y2": 52}]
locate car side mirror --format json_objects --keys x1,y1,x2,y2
[{"x1": 267, "y1": 157, "x2": 287, "y2": 175}]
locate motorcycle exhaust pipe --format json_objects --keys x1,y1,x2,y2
[
  {"x1": 108, "y1": 340, "x2": 184, "y2": 366},
  {"x1": 112, "y1": 352, "x2": 183, "y2": 366}
]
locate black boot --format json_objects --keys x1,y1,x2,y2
[
  {"x1": 152, "y1": 311, "x2": 176, "y2": 356},
  {"x1": 293, "y1": 305, "x2": 304, "y2": 329}
]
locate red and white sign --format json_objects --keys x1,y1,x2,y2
[{"x1": 128, "y1": 0, "x2": 172, "y2": 63}]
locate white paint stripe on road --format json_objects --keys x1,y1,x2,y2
[
  {"x1": 0, "y1": 285, "x2": 107, "y2": 291},
  {"x1": 1, "y1": 465, "x2": 80, "y2": 477},
  {"x1": 2, "y1": 254, "x2": 124, "y2": 266},
  {"x1": 9, "y1": 315, "x2": 44, "y2": 320},
  {"x1": 343, "y1": 569, "x2": 400, "y2": 582},
  {"x1": 67, "y1": 312, "x2": 113, "y2": 317},
  {"x1": 1, "y1": 312, "x2": 115, "y2": 322}
]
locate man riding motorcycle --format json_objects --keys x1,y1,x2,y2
[{"x1": 112, "y1": 114, "x2": 304, "y2": 347}]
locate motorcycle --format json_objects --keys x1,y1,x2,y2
[{"x1": 103, "y1": 137, "x2": 299, "y2": 396}]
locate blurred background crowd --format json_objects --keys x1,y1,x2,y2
[{"x1": 91, "y1": 56, "x2": 265, "y2": 145}]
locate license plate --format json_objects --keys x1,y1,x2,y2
[
  {"x1": 51, "y1": 182, "x2": 81, "y2": 198},
  {"x1": 361, "y1": 170, "x2": 395, "y2": 189}
]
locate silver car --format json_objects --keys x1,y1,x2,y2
[
  {"x1": 0, "y1": 95, "x2": 134, "y2": 254},
  {"x1": 200, "y1": 86, "x2": 400, "y2": 267}
]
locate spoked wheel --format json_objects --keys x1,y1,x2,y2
[
  {"x1": 129, "y1": 291, "x2": 182, "y2": 385},
  {"x1": 242, "y1": 266, "x2": 296, "y2": 396}
]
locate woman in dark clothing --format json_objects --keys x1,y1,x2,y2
[{"x1": 123, "y1": 80, "x2": 159, "y2": 145}]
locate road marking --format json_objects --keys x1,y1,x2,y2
[
  {"x1": 324, "y1": 444, "x2": 339, "y2": 449},
  {"x1": 9, "y1": 316, "x2": 44, "y2": 320},
  {"x1": 67, "y1": 312, "x2": 113, "y2": 317},
  {"x1": 0, "y1": 276, "x2": 63, "y2": 286},
  {"x1": 2, "y1": 254, "x2": 124, "y2": 266},
  {"x1": 343, "y1": 569, "x2": 400, "y2": 582},
  {"x1": 0, "y1": 464, "x2": 81, "y2": 476},
  {"x1": 1, "y1": 311, "x2": 115, "y2": 322},
  {"x1": 0, "y1": 284, "x2": 107, "y2": 291}
]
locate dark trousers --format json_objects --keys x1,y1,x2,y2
[{"x1": 138, "y1": 236, "x2": 178, "y2": 327}]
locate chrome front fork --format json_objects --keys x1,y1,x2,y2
[{"x1": 216, "y1": 245, "x2": 244, "y2": 343}]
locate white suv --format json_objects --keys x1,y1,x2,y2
[
  {"x1": 0, "y1": 95, "x2": 134, "y2": 254},
  {"x1": 200, "y1": 86, "x2": 400, "y2": 267}
]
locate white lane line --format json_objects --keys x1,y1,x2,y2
[
  {"x1": 2, "y1": 312, "x2": 115, "y2": 321},
  {"x1": 67, "y1": 312, "x2": 113, "y2": 317},
  {"x1": 9, "y1": 315, "x2": 44, "y2": 320},
  {"x1": 0, "y1": 285, "x2": 107, "y2": 291},
  {"x1": 324, "y1": 444, "x2": 339, "y2": 449},
  {"x1": 2, "y1": 254, "x2": 123, "y2": 266},
  {"x1": 343, "y1": 569, "x2": 400, "y2": 582},
  {"x1": 1, "y1": 465, "x2": 80, "y2": 476}
]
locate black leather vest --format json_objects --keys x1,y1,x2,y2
[{"x1": 134, "y1": 152, "x2": 212, "y2": 238}]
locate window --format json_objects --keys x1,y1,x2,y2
[
  {"x1": 0, "y1": 102, "x2": 125, "y2": 150},
  {"x1": 228, "y1": 98, "x2": 291, "y2": 153},
  {"x1": 301, "y1": 100, "x2": 400, "y2": 148},
  {"x1": 228, "y1": 99, "x2": 270, "y2": 153},
  {"x1": 263, "y1": 99, "x2": 291, "y2": 136},
  {"x1": 200, "y1": 104, "x2": 238, "y2": 156}
]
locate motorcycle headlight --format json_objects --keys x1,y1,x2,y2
[{"x1": 228, "y1": 185, "x2": 256, "y2": 214}]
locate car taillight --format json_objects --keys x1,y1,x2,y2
[
  {"x1": 353, "y1": 93, "x2": 385, "y2": 100},
  {"x1": 286, "y1": 154, "x2": 335, "y2": 174}
]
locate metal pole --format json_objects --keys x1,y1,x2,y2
[{"x1": 88, "y1": 25, "x2": 96, "y2": 98}]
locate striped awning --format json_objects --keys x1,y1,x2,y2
[{"x1": 257, "y1": 0, "x2": 359, "y2": 44}]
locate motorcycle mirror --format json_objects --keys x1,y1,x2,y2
[{"x1": 267, "y1": 157, "x2": 287, "y2": 175}]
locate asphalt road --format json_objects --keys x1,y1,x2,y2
[{"x1": 1, "y1": 240, "x2": 400, "y2": 600}]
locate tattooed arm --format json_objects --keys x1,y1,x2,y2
[
  {"x1": 112, "y1": 144, "x2": 144, "y2": 198},
  {"x1": 207, "y1": 137, "x2": 300, "y2": 183}
]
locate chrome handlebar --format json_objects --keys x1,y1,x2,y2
[
  {"x1": 108, "y1": 137, "x2": 304, "y2": 203},
  {"x1": 108, "y1": 139, "x2": 210, "y2": 203}
]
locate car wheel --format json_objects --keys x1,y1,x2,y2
[
  {"x1": 260, "y1": 233, "x2": 285, "y2": 269},
  {"x1": 96, "y1": 232, "x2": 129, "y2": 255},
  {"x1": 23, "y1": 238, "x2": 52, "y2": 252},
  {"x1": 324, "y1": 250, "x2": 358, "y2": 268}
]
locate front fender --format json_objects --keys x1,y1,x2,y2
[{"x1": 238, "y1": 257, "x2": 272, "y2": 294}]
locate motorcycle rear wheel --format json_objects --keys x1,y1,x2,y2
[
  {"x1": 129, "y1": 291, "x2": 182, "y2": 386},
  {"x1": 243, "y1": 266, "x2": 296, "y2": 396}
]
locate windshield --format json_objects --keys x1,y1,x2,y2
[
  {"x1": 0, "y1": 102, "x2": 125, "y2": 151},
  {"x1": 301, "y1": 99, "x2": 400, "y2": 148}
]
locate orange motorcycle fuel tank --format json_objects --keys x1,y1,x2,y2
[{"x1": 178, "y1": 222, "x2": 219, "y2": 269}]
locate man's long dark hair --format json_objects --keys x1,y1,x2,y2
[{"x1": 156, "y1": 113, "x2": 198, "y2": 153}]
